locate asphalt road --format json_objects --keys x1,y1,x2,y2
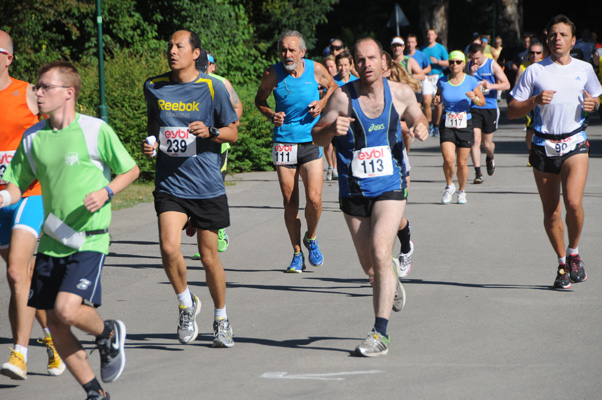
[{"x1": 1, "y1": 107, "x2": 601, "y2": 399}]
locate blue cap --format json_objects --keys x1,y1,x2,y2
[{"x1": 207, "y1": 54, "x2": 215, "y2": 64}]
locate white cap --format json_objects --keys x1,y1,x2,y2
[{"x1": 390, "y1": 37, "x2": 404, "y2": 46}]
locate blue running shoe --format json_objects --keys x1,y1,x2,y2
[
  {"x1": 303, "y1": 233, "x2": 324, "y2": 267},
  {"x1": 286, "y1": 252, "x2": 305, "y2": 273}
]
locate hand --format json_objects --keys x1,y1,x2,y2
[
  {"x1": 272, "y1": 112, "x2": 286, "y2": 127},
  {"x1": 84, "y1": 189, "x2": 109, "y2": 213},
  {"x1": 141, "y1": 140, "x2": 158, "y2": 157},
  {"x1": 470, "y1": 63, "x2": 480, "y2": 73},
  {"x1": 465, "y1": 90, "x2": 476, "y2": 102},
  {"x1": 188, "y1": 121, "x2": 209, "y2": 138},
  {"x1": 308, "y1": 100, "x2": 323, "y2": 118},
  {"x1": 481, "y1": 80, "x2": 491, "y2": 90},
  {"x1": 582, "y1": 90, "x2": 597, "y2": 112},
  {"x1": 433, "y1": 95, "x2": 441, "y2": 106},
  {"x1": 410, "y1": 122, "x2": 429, "y2": 142},
  {"x1": 335, "y1": 116, "x2": 355, "y2": 136},
  {"x1": 535, "y1": 90, "x2": 556, "y2": 105},
  {"x1": 430, "y1": 56, "x2": 438, "y2": 65}
]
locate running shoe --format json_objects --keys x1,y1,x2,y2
[
  {"x1": 428, "y1": 124, "x2": 434, "y2": 136},
  {"x1": 392, "y1": 257, "x2": 406, "y2": 312},
  {"x1": 286, "y1": 252, "x2": 305, "y2": 273},
  {"x1": 217, "y1": 229, "x2": 229, "y2": 252},
  {"x1": 192, "y1": 251, "x2": 201, "y2": 260},
  {"x1": 432, "y1": 126, "x2": 439, "y2": 137},
  {"x1": 486, "y1": 156, "x2": 495, "y2": 176},
  {"x1": 86, "y1": 389, "x2": 111, "y2": 400},
  {"x1": 457, "y1": 191, "x2": 467, "y2": 204},
  {"x1": 178, "y1": 294, "x2": 201, "y2": 344},
  {"x1": 473, "y1": 172, "x2": 483, "y2": 184},
  {"x1": 0, "y1": 349, "x2": 27, "y2": 380},
  {"x1": 567, "y1": 254, "x2": 587, "y2": 283},
  {"x1": 303, "y1": 233, "x2": 324, "y2": 267},
  {"x1": 553, "y1": 265, "x2": 572, "y2": 289},
  {"x1": 354, "y1": 329, "x2": 391, "y2": 357},
  {"x1": 441, "y1": 184, "x2": 456, "y2": 204},
  {"x1": 326, "y1": 168, "x2": 333, "y2": 181},
  {"x1": 95, "y1": 320, "x2": 126, "y2": 383},
  {"x1": 212, "y1": 318, "x2": 234, "y2": 348},
  {"x1": 332, "y1": 170, "x2": 339, "y2": 180},
  {"x1": 38, "y1": 337, "x2": 65, "y2": 376},
  {"x1": 398, "y1": 240, "x2": 414, "y2": 278}
]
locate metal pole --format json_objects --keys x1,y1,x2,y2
[
  {"x1": 96, "y1": 0, "x2": 108, "y2": 122},
  {"x1": 396, "y1": 4, "x2": 400, "y2": 37}
]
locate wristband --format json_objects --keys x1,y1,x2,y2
[
  {"x1": 104, "y1": 186, "x2": 114, "y2": 201},
  {"x1": 270, "y1": 113, "x2": 276, "y2": 122},
  {"x1": 475, "y1": 96, "x2": 480, "y2": 105},
  {"x1": 0, "y1": 189, "x2": 11, "y2": 208}
]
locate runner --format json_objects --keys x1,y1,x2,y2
[
  {"x1": 421, "y1": 29, "x2": 449, "y2": 137},
  {"x1": 322, "y1": 55, "x2": 338, "y2": 181},
  {"x1": 334, "y1": 50, "x2": 358, "y2": 86},
  {"x1": 312, "y1": 37, "x2": 428, "y2": 356},
  {"x1": 142, "y1": 30, "x2": 239, "y2": 346},
  {"x1": 466, "y1": 43, "x2": 510, "y2": 184},
  {"x1": 390, "y1": 36, "x2": 426, "y2": 81},
  {"x1": 1, "y1": 60, "x2": 138, "y2": 399},
  {"x1": 508, "y1": 15, "x2": 602, "y2": 289},
  {"x1": 435, "y1": 51, "x2": 484, "y2": 204},
  {"x1": 254, "y1": 30, "x2": 337, "y2": 272},
  {"x1": 0, "y1": 30, "x2": 65, "y2": 381}
]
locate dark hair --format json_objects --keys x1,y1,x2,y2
[
  {"x1": 38, "y1": 61, "x2": 81, "y2": 100},
  {"x1": 335, "y1": 50, "x2": 353, "y2": 66},
  {"x1": 546, "y1": 15, "x2": 576, "y2": 37},
  {"x1": 352, "y1": 37, "x2": 384, "y2": 62},
  {"x1": 184, "y1": 30, "x2": 202, "y2": 51},
  {"x1": 407, "y1": 34, "x2": 418, "y2": 41},
  {"x1": 467, "y1": 43, "x2": 484, "y2": 54}
]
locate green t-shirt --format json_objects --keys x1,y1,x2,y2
[{"x1": 4, "y1": 113, "x2": 137, "y2": 257}]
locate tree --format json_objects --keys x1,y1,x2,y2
[
  {"x1": 419, "y1": 0, "x2": 450, "y2": 47},
  {"x1": 496, "y1": 0, "x2": 521, "y2": 44}
]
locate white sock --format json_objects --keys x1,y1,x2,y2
[
  {"x1": 14, "y1": 344, "x2": 28, "y2": 362},
  {"x1": 558, "y1": 256, "x2": 566, "y2": 265},
  {"x1": 214, "y1": 306, "x2": 227, "y2": 320},
  {"x1": 567, "y1": 247, "x2": 578, "y2": 256},
  {"x1": 177, "y1": 287, "x2": 193, "y2": 308}
]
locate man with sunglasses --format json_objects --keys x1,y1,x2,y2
[
  {"x1": 255, "y1": 30, "x2": 337, "y2": 273},
  {"x1": 1, "y1": 60, "x2": 139, "y2": 399},
  {"x1": 508, "y1": 15, "x2": 602, "y2": 289},
  {"x1": 0, "y1": 30, "x2": 66, "y2": 381},
  {"x1": 466, "y1": 43, "x2": 510, "y2": 184}
]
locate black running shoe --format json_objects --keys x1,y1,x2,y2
[
  {"x1": 486, "y1": 156, "x2": 495, "y2": 176},
  {"x1": 473, "y1": 172, "x2": 483, "y2": 184},
  {"x1": 95, "y1": 320, "x2": 126, "y2": 383},
  {"x1": 553, "y1": 265, "x2": 572, "y2": 289},
  {"x1": 86, "y1": 389, "x2": 110, "y2": 400},
  {"x1": 567, "y1": 254, "x2": 587, "y2": 283}
]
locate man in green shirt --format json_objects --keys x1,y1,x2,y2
[{"x1": 1, "y1": 61, "x2": 139, "y2": 400}]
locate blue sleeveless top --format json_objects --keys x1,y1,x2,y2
[
  {"x1": 469, "y1": 58, "x2": 498, "y2": 109},
  {"x1": 334, "y1": 78, "x2": 407, "y2": 198},
  {"x1": 273, "y1": 59, "x2": 320, "y2": 143}
]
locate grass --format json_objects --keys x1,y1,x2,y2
[{"x1": 112, "y1": 181, "x2": 155, "y2": 211}]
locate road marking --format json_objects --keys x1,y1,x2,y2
[{"x1": 260, "y1": 370, "x2": 382, "y2": 381}]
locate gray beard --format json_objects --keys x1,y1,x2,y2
[{"x1": 283, "y1": 58, "x2": 298, "y2": 71}]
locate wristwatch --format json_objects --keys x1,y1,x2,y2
[{"x1": 209, "y1": 126, "x2": 220, "y2": 138}]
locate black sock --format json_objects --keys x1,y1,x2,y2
[
  {"x1": 83, "y1": 378, "x2": 103, "y2": 394},
  {"x1": 374, "y1": 317, "x2": 388, "y2": 336},
  {"x1": 475, "y1": 166, "x2": 482, "y2": 175},
  {"x1": 96, "y1": 320, "x2": 112, "y2": 341},
  {"x1": 397, "y1": 221, "x2": 411, "y2": 254}
]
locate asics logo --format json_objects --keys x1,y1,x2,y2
[{"x1": 368, "y1": 123, "x2": 385, "y2": 132}]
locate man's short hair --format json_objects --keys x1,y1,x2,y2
[
  {"x1": 278, "y1": 31, "x2": 306, "y2": 52},
  {"x1": 407, "y1": 34, "x2": 418, "y2": 41},
  {"x1": 352, "y1": 37, "x2": 384, "y2": 62},
  {"x1": 546, "y1": 15, "x2": 577, "y2": 38},
  {"x1": 468, "y1": 43, "x2": 484, "y2": 54},
  {"x1": 335, "y1": 50, "x2": 353, "y2": 66},
  {"x1": 38, "y1": 61, "x2": 82, "y2": 101},
  {"x1": 183, "y1": 30, "x2": 202, "y2": 51}
]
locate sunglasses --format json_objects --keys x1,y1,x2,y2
[
  {"x1": 330, "y1": 45, "x2": 343, "y2": 51},
  {"x1": 529, "y1": 51, "x2": 542, "y2": 54},
  {"x1": 0, "y1": 47, "x2": 11, "y2": 55},
  {"x1": 449, "y1": 60, "x2": 464, "y2": 65}
]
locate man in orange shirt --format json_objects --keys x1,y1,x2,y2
[{"x1": 0, "y1": 30, "x2": 65, "y2": 380}]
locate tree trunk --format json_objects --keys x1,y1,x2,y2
[
  {"x1": 419, "y1": 0, "x2": 449, "y2": 47},
  {"x1": 497, "y1": 0, "x2": 522, "y2": 45}
]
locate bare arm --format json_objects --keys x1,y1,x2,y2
[
  {"x1": 254, "y1": 66, "x2": 285, "y2": 127},
  {"x1": 408, "y1": 57, "x2": 426, "y2": 81},
  {"x1": 84, "y1": 164, "x2": 140, "y2": 213},
  {"x1": 309, "y1": 62, "x2": 338, "y2": 117},
  {"x1": 0, "y1": 183, "x2": 23, "y2": 208},
  {"x1": 187, "y1": 121, "x2": 238, "y2": 144},
  {"x1": 485, "y1": 61, "x2": 510, "y2": 91},
  {"x1": 507, "y1": 91, "x2": 556, "y2": 119},
  {"x1": 224, "y1": 78, "x2": 243, "y2": 123},
  {"x1": 390, "y1": 81, "x2": 428, "y2": 141},
  {"x1": 312, "y1": 87, "x2": 353, "y2": 147}
]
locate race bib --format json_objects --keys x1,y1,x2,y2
[
  {"x1": 0, "y1": 150, "x2": 15, "y2": 185},
  {"x1": 159, "y1": 127, "x2": 197, "y2": 157},
  {"x1": 351, "y1": 145, "x2": 394, "y2": 179},
  {"x1": 544, "y1": 132, "x2": 585, "y2": 157},
  {"x1": 272, "y1": 143, "x2": 298, "y2": 166},
  {"x1": 445, "y1": 112, "x2": 468, "y2": 129}
]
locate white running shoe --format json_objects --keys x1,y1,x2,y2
[
  {"x1": 441, "y1": 184, "x2": 456, "y2": 204},
  {"x1": 457, "y1": 191, "x2": 467, "y2": 204},
  {"x1": 397, "y1": 240, "x2": 414, "y2": 277}
]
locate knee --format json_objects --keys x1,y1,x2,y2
[
  {"x1": 53, "y1": 302, "x2": 79, "y2": 326},
  {"x1": 160, "y1": 239, "x2": 181, "y2": 260},
  {"x1": 6, "y1": 263, "x2": 29, "y2": 286},
  {"x1": 564, "y1": 198, "x2": 583, "y2": 215}
]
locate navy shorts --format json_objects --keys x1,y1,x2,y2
[
  {"x1": 529, "y1": 141, "x2": 589, "y2": 174},
  {"x1": 154, "y1": 191, "x2": 230, "y2": 231},
  {"x1": 28, "y1": 252, "x2": 106, "y2": 309},
  {"x1": 340, "y1": 190, "x2": 407, "y2": 218}
]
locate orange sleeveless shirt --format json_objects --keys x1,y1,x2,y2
[{"x1": 0, "y1": 77, "x2": 41, "y2": 196}]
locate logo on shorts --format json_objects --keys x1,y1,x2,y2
[
  {"x1": 65, "y1": 153, "x2": 80, "y2": 166},
  {"x1": 76, "y1": 278, "x2": 92, "y2": 291}
]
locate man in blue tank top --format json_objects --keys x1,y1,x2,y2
[
  {"x1": 255, "y1": 31, "x2": 337, "y2": 273},
  {"x1": 143, "y1": 30, "x2": 239, "y2": 348},
  {"x1": 313, "y1": 38, "x2": 428, "y2": 357},
  {"x1": 467, "y1": 43, "x2": 510, "y2": 183}
]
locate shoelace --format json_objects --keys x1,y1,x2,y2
[{"x1": 179, "y1": 307, "x2": 194, "y2": 329}]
